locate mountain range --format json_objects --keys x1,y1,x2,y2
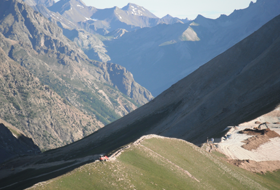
[
  {"x1": 27, "y1": 0, "x2": 188, "y2": 34},
  {"x1": 28, "y1": 0, "x2": 280, "y2": 96},
  {"x1": 23, "y1": 0, "x2": 191, "y2": 63},
  {"x1": 0, "y1": 0, "x2": 152, "y2": 152},
  {"x1": 1, "y1": 10, "x2": 280, "y2": 189},
  {"x1": 104, "y1": 0, "x2": 280, "y2": 96}
]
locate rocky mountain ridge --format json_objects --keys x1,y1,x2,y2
[
  {"x1": 0, "y1": 0, "x2": 152, "y2": 150},
  {"x1": 23, "y1": 0, "x2": 191, "y2": 65},
  {"x1": 26, "y1": 0, "x2": 188, "y2": 35}
]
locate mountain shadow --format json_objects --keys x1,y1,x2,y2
[{"x1": 0, "y1": 123, "x2": 40, "y2": 164}]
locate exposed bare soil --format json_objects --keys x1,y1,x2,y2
[
  {"x1": 228, "y1": 159, "x2": 280, "y2": 173},
  {"x1": 240, "y1": 129, "x2": 280, "y2": 150}
]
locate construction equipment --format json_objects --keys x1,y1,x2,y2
[
  {"x1": 99, "y1": 155, "x2": 109, "y2": 161},
  {"x1": 258, "y1": 122, "x2": 269, "y2": 129}
]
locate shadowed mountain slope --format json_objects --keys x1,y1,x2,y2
[
  {"x1": 0, "y1": 122, "x2": 40, "y2": 164},
  {"x1": 1, "y1": 11, "x2": 280, "y2": 190},
  {"x1": 65, "y1": 12, "x2": 280, "y2": 152}
]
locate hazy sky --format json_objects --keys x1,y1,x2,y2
[{"x1": 82, "y1": 0, "x2": 257, "y2": 19}]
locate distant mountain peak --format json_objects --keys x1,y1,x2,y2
[
  {"x1": 48, "y1": 0, "x2": 95, "y2": 20},
  {"x1": 159, "y1": 14, "x2": 184, "y2": 24},
  {"x1": 122, "y1": 3, "x2": 140, "y2": 10},
  {"x1": 121, "y1": 3, "x2": 157, "y2": 18},
  {"x1": 58, "y1": 0, "x2": 86, "y2": 5},
  {"x1": 194, "y1": 14, "x2": 210, "y2": 22},
  {"x1": 60, "y1": 0, "x2": 87, "y2": 8},
  {"x1": 162, "y1": 14, "x2": 173, "y2": 18},
  {"x1": 195, "y1": 14, "x2": 206, "y2": 19}
]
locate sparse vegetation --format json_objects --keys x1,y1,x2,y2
[{"x1": 28, "y1": 137, "x2": 280, "y2": 190}]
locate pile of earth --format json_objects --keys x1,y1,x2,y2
[
  {"x1": 228, "y1": 159, "x2": 280, "y2": 173},
  {"x1": 239, "y1": 128, "x2": 280, "y2": 150}
]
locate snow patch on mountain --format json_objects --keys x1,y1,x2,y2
[{"x1": 77, "y1": 4, "x2": 84, "y2": 8}]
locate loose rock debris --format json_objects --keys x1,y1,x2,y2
[{"x1": 240, "y1": 128, "x2": 280, "y2": 150}]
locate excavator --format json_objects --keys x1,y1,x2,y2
[{"x1": 254, "y1": 122, "x2": 269, "y2": 130}]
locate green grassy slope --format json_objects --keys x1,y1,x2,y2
[{"x1": 29, "y1": 137, "x2": 280, "y2": 190}]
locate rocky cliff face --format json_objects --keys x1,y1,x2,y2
[
  {"x1": 0, "y1": 0, "x2": 152, "y2": 109},
  {"x1": 0, "y1": 0, "x2": 152, "y2": 150},
  {"x1": 0, "y1": 44, "x2": 103, "y2": 150}
]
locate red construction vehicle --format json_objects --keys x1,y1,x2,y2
[{"x1": 99, "y1": 155, "x2": 109, "y2": 161}]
